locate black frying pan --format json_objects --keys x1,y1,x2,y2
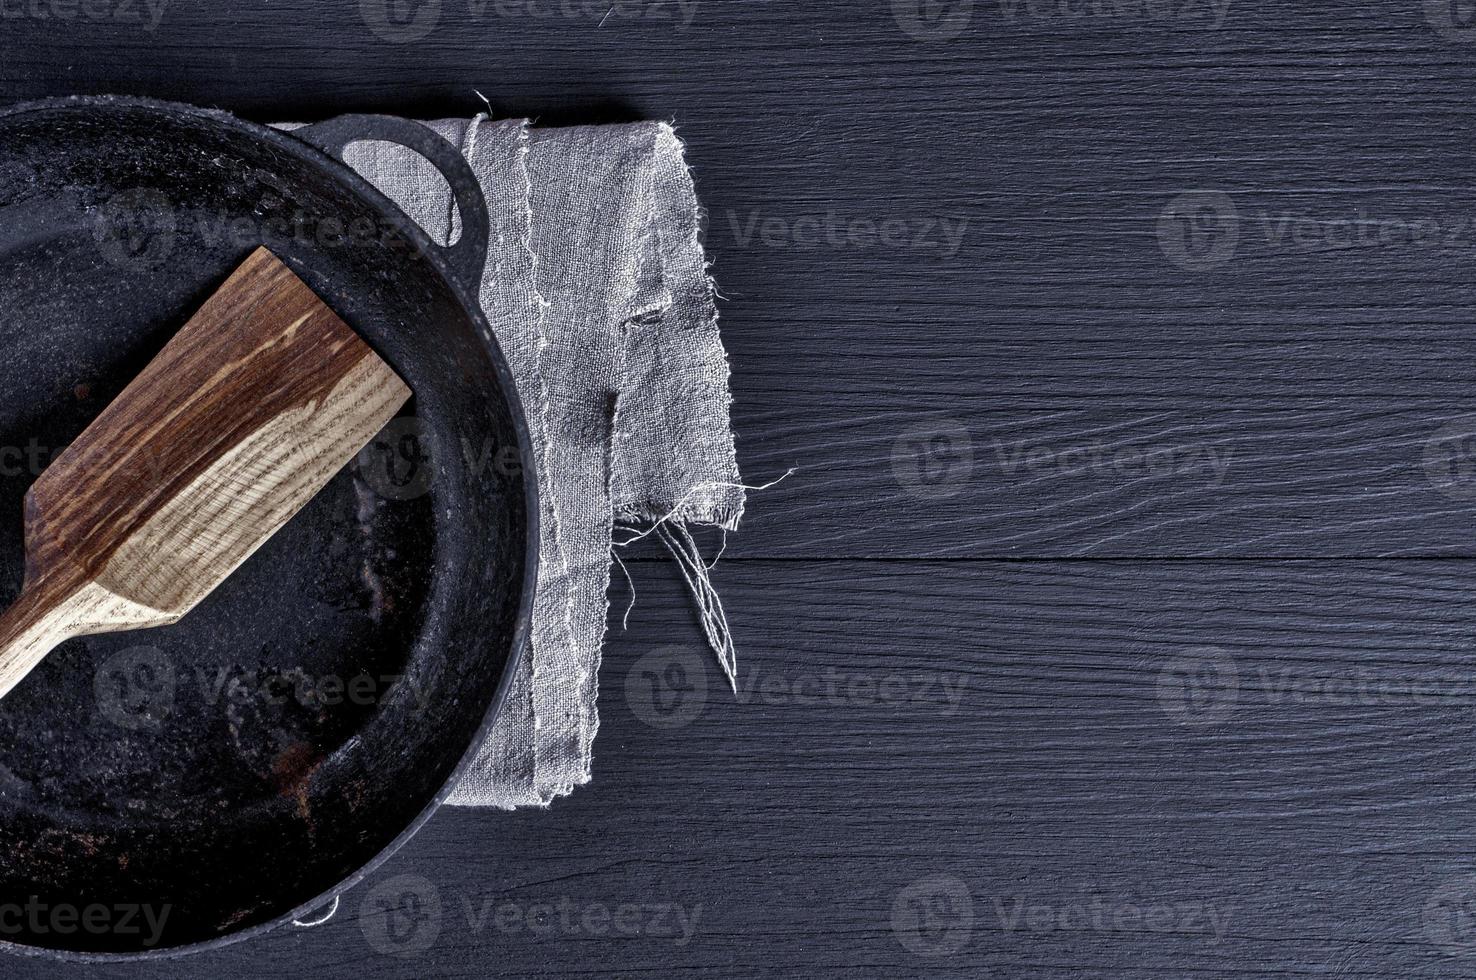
[{"x1": 0, "y1": 96, "x2": 536, "y2": 958}]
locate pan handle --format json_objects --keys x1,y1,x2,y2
[{"x1": 292, "y1": 114, "x2": 490, "y2": 292}]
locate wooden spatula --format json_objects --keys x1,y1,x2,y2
[{"x1": 0, "y1": 246, "x2": 411, "y2": 702}]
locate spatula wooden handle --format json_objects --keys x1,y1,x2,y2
[
  {"x1": 0, "y1": 584, "x2": 89, "y2": 701},
  {"x1": 0, "y1": 579, "x2": 170, "y2": 700}
]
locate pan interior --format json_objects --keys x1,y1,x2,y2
[{"x1": 0, "y1": 102, "x2": 526, "y2": 955}]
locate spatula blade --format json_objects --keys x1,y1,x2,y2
[{"x1": 0, "y1": 246, "x2": 411, "y2": 701}]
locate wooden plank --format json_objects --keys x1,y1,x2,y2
[
  {"x1": 5, "y1": 11, "x2": 1476, "y2": 558},
  {"x1": 712, "y1": 396, "x2": 1476, "y2": 558},
  {"x1": 7, "y1": 558, "x2": 1476, "y2": 976}
]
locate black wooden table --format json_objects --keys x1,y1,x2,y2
[{"x1": 7, "y1": 0, "x2": 1476, "y2": 975}]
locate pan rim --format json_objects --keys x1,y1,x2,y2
[{"x1": 0, "y1": 93, "x2": 541, "y2": 962}]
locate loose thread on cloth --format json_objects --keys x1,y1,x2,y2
[
  {"x1": 657, "y1": 522, "x2": 737, "y2": 690},
  {"x1": 611, "y1": 469, "x2": 795, "y2": 690},
  {"x1": 612, "y1": 548, "x2": 637, "y2": 631},
  {"x1": 611, "y1": 470, "x2": 794, "y2": 549},
  {"x1": 706, "y1": 527, "x2": 729, "y2": 572}
]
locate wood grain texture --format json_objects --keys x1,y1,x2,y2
[
  {"x1": 705, "y1": 396, "x2": 1476, "y2": 558},
  {"x1": 6, "y1": 560, "x2": 1476, "y2": 977},
  {"x1": 4, "y1": 2, "x2": 1476, "y2": 559},
  {"x1": 1, "y1": 0, "x2": 1474, "y2": 976},
  {"x1": 0, "y1": 247, "x2": 409, "y2": 699}
]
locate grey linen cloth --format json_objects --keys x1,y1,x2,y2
[{"x1": 285, "y1": 116, "x2": 744, "y2": 808}]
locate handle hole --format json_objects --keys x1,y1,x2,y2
[{"x1": 340, "y1": 139, "x2": 463, "y2": 247}]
